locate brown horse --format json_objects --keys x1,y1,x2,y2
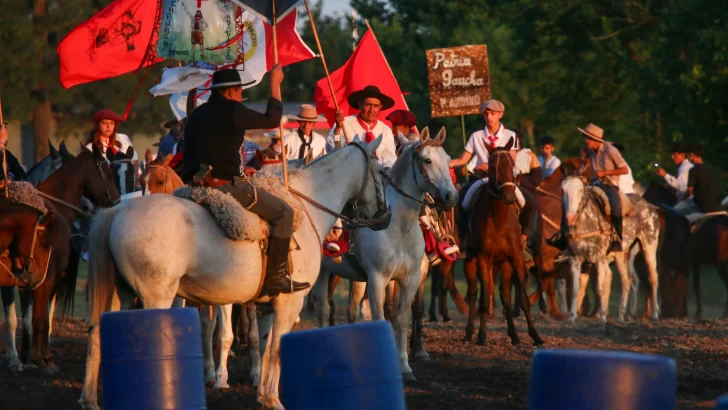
[
  {"x1": 463, "y1": 140, "x2": 543, "y2": 346},
  {"x1": 141, "y1": 149, "x2": 184, "y2": 194},
  {"x1": 0, "y1": 144, "x2": 120, "y2": 373}
]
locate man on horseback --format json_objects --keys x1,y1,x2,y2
[
  {"x1": 328, "y1": 85, "x2": 397, "y2": 169},
  {"x1": 550, "y1": 123, "x2": 629, "y2": 254},
  {"x1": 283, "y1": 104, "x2": 328, "y2": 161},
  {"x1": 538, "y1": 135, "x2": 561, "y2": 178},
  {"x1": 182, "y1": 65, "x2": 310, "y2": 298},
  {"x1": 656, "y1": 143, "x2": 693, "y2": 204},
  {"x1": 676, "y1": 143, "x2": 721, "y2": 215}
]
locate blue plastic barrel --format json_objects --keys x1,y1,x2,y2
[
  {"x1": 717, "y1": 394, "x2": 728, "y2": 409},
  {"x1": 100, "y1": 308, "x2": 206, "y2": 410},
  {"x1": 280, "y1": 321, "x2": 406, "y2": 410},
  {"x1": 528, "y1": 349, "x2": 676, "y2": 410}
]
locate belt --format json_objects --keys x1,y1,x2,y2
[{"x1": 201, "y1": 177, "x2": 231, "y2": 188}]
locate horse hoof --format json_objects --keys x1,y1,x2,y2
[
  {"x1": 566, "y1": 316, "x2": 576, "y2": 325},
  {"x1": 428, "y1": 316, "x2": 438, "y2": 322},
  {"x1": 599, "y1": 316, "x2": 608, "y2": 324},
  {"x1": 9, "y1": 363, "x2": 23, "y2": 373},
  {"x1": 442, "y1": 315, "x2": 452, "y2": 323},
  {"x1": 77, "y1": 399, "x2": 101, "y2": 410},
  {"x1": 42, "y1": 365, "x2": 60, "y2": 375},
  {"x1": 24, "y1": 363, "x2": 39, "y2": 371},
  {"x1": 476, "y1": 335, "x2": 486, "y2": 346},
  {"x1": 550, "y1": 313, "x2": 567, "y2": 321},
  {"x1": 402, "y1": 371, "x2": 417, "y2": 382},
  {"x1": 510, "y1": 338, "x2": 521, "y2": 346},
  {"x1": 251, "y1": 376, "x2": 260, "y2": 388},
  {"x1": 213, "y1": 381, "x2": 230, "y2": 389},
  {"x1": 533, "y1": 338, "x2": 545, "y2": 346},
  {"x1": 414, "y1": 351, "x2": 431, "y2": 361}
]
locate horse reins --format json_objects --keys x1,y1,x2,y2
[
  {"x1": 487, "y1": 150, "x2": 518, "y2": 200},
  {"x1": 0, "y1": 213, "x2": 52, "y2": 289}
]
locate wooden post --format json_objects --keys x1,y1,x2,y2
[
  {"x1": 271, "y1": 0, "x2": 290, "y2": 189},
  {"x1": 460, "y1": 115, "x2": 467, "y2": 147},
  {"x1": 303, "y1": 0, "x2": 351, "y2": 144},
  {"x1": 363, "y1": 19, "x2": 417, "y2": 134}
]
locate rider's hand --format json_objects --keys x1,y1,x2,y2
[
  {"x1": 243, "y1": 166, "x2": 257, "y2": 176},
  {"x1": 476, "y1": 163, "x2": 488, "y2": 172},
  {"x1": 595, "y1": 170, "x2": 606, "y2": 178},
  {"x1": 656, "y1": 167, "x2": 667, "y2": 177},
  {"x1": 333, "y1": 111, "x2": 345, "y2": 136},
  {"x1": 269, "y1": 64, "x2": 284, "y2": 86}
]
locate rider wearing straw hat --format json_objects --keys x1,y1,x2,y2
[
  {"x1": 182, "y1": 65, "x2": 310, "y2": 298},
  {"x1": 550, "y1": 123, "x2": 629, "y2": 254},
  {"x1": 283, "y1": 104, "x2": 328, "y2": 160}
]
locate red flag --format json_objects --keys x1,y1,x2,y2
[
  {"x1": 57, "y1": 0, "x2": 163, "y2": 89},
  {"x1": 314, "y1": 30, "x2": 408, "y2": 127},
  {"x1": 265, "y1": 11, "x2": 315, "y2": 70}
]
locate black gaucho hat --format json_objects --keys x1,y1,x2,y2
[{"x1": 347, "y1": 85, "x2": 395, "y2": 110}]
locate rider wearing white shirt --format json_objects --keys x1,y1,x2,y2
[
  {"x1": 537, "y1": 135, "x2": 561, "y2": 179},
  {"x1": 656, "y1": 143, "x2": 693, "y2": 201},
  {"x1": 327, "y1": 85, "x2": 397, "y2": 170},
  {"x1": 284, "y1": 104, "x2": 328, "y2": 161},
  {"x1": 613, "y1": 143, "x2": 636, "y2": 195}
]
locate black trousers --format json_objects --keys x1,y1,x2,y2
[
  {"x1": 215, "y1": 177, "x2": 294, "y2": 240},
  {"x1": 600, "y1": 184, "x2": 622, "y2": 220},
  {"x1": 519, "y1": 187, "x2": 537, "y2": 237}
]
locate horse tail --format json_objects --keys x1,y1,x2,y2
[
  {"x1": 86, "y1": 207, "x2": 119, "y2": 326},
  {"x1": 55, "y1": 245, "x2": 81, "y2": 319}
]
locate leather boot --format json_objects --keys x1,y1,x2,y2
[
  {"x1": 608, "y1": 214, "x2": 623, "y2": 254},
  {"x1": 259, "y1": 237, "x2": 310, "y2": 298}
]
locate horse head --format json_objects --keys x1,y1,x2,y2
[
  {"x1": 348, "y1": 135, "x2": 390, "y2": 231},
  {"x1": 142, "y1": 152, "x2": 182, "y2": 195},
  {"x1": 77, "y1": 143, "x2": 122, "y2": 207},
  {"x1": 4, "y1": 204, "x2": 55, "y2": 287},
  {"x1": 395, "y1": 126, "x2": 457, "y2": 210},
  {"x1": 484, "y1": 137, "x2": 517, "y2": 205},
  {"x1": 561, "y1": 176, "x2": 588, "y2": 227}
]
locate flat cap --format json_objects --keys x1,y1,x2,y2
[{"x1": 479, "y1": 99, "x2": 505, "y2": 113}]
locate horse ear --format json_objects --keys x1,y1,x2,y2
[
  {"x1": 504, "y1": 136, "x2": 515, "y2": 151},
  {"x1": 435, "y1": 126, "x2": 446, "y2": 144},
  {"x1": 420, "y1": 126, "x2": 430, "y2": 141},
  {"x1": 125, "y1": 146, "x2": 134, "y2": 159},
  {"x1": 39, "y1": 208, "x2": 55, "y2": 227},
  {"x1": 396, "y1": 131, "x2": 410, "y2": 147},
  {"x1": 104, "y1": 147, "x2": 115, "y2": 163},
  {"x1": 59, "y1": 141, "x2": 74, "y2": 160},
  {"x1": 145, "y1": 148, "x2": 153, "y2": 164},
  {"x1": 163, "y1": 153, "x2": 173, "y2": 166},
  {"x1": 366, "y1": 134, "x2": 383, "y2": 154},
  {"x1": 49, "y1": 140, "x2": 60, "y2": 159}
]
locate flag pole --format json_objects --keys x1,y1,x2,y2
[
  {"x1": 271, "y1": 0, "x2": 290, "y2": 190},
  {"x1": 363, "y1": 19, "x2": 417, "y2": 134},
  {"x1": 303, "y1": 0, "x2": 351, "y2": 144},
  {"x1": 0, "y1": 96, "x2": 7, "y2": 198}
]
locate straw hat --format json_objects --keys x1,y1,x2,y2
[
  {"x1": 287, "y1": 104, "x2": 326, "y2": 122},
  {"x1": 577, "y1": 123, "x2": 608, "y2": 143}
]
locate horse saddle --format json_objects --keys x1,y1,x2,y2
[
  {"x1": 462, "y1": 178, "x2": 526, "y2": 211},
  {"x1": 588, "y1": 186, "x2": 635, "y2": 218},
  {"x1": 173, "y1": 176, "x2": 304, "y2": 242}
]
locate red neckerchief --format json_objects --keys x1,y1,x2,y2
[
  {"x1": 357, "y1": 115, "x2": 379, "y2": 159},
  {"x1": 484, "y1": 125, "x2": 500, "y2": 148}
]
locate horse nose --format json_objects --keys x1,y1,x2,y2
[{"x1": 445, "y1": 192, "x2": 453, "y2": 203}]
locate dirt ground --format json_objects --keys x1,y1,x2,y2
[{"x1": 1, "y1": 306, "x2": 727, "y2": 410}]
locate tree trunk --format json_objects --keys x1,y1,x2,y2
[
  {"x1": 522, "y1": 118, "x2": 536, "y2": 148},
  {"x1": 32, "y1": 100, "x2": 53, "y2": 163}
]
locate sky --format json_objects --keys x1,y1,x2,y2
[{"x1": 317, "y1": 0, "x2": 353, "y2": 17}]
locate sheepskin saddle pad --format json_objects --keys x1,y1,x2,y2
[
  {"x1": 7, "y1": 181, "x2": 51, "y2": 215},
  {"x1": 173, "y1": 176, "x2": 305, "y2": 242}
]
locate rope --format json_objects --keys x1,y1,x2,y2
[{"x1": 37, "y1": 191, "x2": 91, "y2": 218}]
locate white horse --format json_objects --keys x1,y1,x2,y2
[
  {"x1": 561, "y1": 176, "x2": 660, "y2": 324},
  {"x1": 313, "y1": 127, "x2": 458, "y2": 380},
  {"x1": 78, "y1": 138, "x2": 390, "y2": 410}
]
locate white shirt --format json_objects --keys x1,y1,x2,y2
[
  {"x1": 84, "y1": 133, "x2": 138, "y2": 162},
  {"x1": 327, "y1": 115, "x2": 397, "y2": 168},
  {"x1": 538, "y1": 155, "x2": 561, "y2": 178},
  {"x1": 463, "y1": 124, "x2": 518, "y2": 169},
  {"x1": 664, "y1": 159, "x2": 693, "y2": 201},
  {"x1": 284, "y1": 130, "x2": 327, "y2": 160},
  {"x1": 619, "y1": 165, "x2": 636, "y2": 194}
]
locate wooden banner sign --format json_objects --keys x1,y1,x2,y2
[{"x1": 426, "y1": 45, "x2": 490, "y2": 118}]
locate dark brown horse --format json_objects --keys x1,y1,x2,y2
[
  {"x1": 463, "y1": 140, "x2": 543, "y2": 346},
  {"x1": 0, "y1": 144, "x2": 120, "y2": 373}
]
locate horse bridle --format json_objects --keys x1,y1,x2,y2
[
  {"x1": 488, "y1": 150, "x2": 518, "y2": 200},
  {"x1": 384, "y1": 142, "x2": 439, "y2": 208},
  {"x1": 0, "y1": 213, "x2": 52, "y2": 289},
  {"x1": 561, "y1": 176, "x2": 610, "y2": 240},
  {"x1": 288, "y1": 142, "x2": 391, "y2": 230},
  {"x1": 143, "y1": 164, "x2": 170, "y2": 195}
]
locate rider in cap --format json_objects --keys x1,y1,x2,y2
[{"x1": 182, "y1": 65, "x2": 310, "y2": 298}]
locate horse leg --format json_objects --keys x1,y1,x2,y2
[
  {"x1": 643, "y1": 243, "x2": 660, "y2": 322},
  {"x1": 30, "y1": 279, "x2": 57, "y2": 374},
  {"x1": 348, "y1": 281, "x2": 367, "y2": 323},
  {"x1": 48, "y1": 293, "x2": 57, "y2": 341},
  {"x1": 445, "y1": 260, "x2": 468, "y2": 319},
  {"x1": 1, "y1": 287, "x2": 23, "y2": 372},
  {"x1": 327, "y1": 273, "x2": 339, "y2": 326},
  {"x1": 515, "y1": 263, "x2": 545, "y2": 345},
  {"x1": 312, "y1": 268, "x2": 330, "y2": 327},
  {"x1": 463, "y1": 256, "x2": 478, "y2": 342},
  {"x1": 557, "y1": 278, "x2": 567, "y2": 313},
  {"x1": 626, "y1": 246, "x2": 640, "y2": 321},
  {"x1": 411, "y1": 255, "x2": 430, "y2": 362},
  {"x1": 498, "y1": 262, "x2": 520, "y2": 345},
  {"x1": 428, "y1": 265, "x2": 441, "y2": 322},
  {"x1": 693, "y1": 263, "x2": 703, "y2": 319},
  {"x1": 596, "y1": 260, "x2": 611, "y2": 324},
  {"x1": 19, "y1": 289, "x2": 32, "y2": 367},
  {"x1": 613, "y1": 254, "x2": 631, "y2": 323},
  {"x1": 567, "y1": 258, "x2": 582, "y2": 324},
  {"x1": 250, "y1": 308, "x2": 272, "y2": 388},
  {"x1": 398, "y1": 267, "x2": 423, "y2": 381},
  {"x1": 476, "y1": 255, "x2": 493, "y2": 346},
  {"x1": 258, "y1": 294, "x2": 305, "y2": 410},
  {"x1": 214, "y1": 304, "x2": 233, "y2": 389},
  {"x1": 200, "y1": 305, "x2": 218, "y2": 386},
  {"x1": 716, "y1": 263, "x2": 728, "y2": 318}
]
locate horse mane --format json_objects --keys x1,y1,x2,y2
[{"x1": 387, "y1": 141, "x2": 419, "y2": 186}]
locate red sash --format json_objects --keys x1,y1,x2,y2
[{"x1": 357, "y1": 116, "x2": 379, "y2": 159}]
